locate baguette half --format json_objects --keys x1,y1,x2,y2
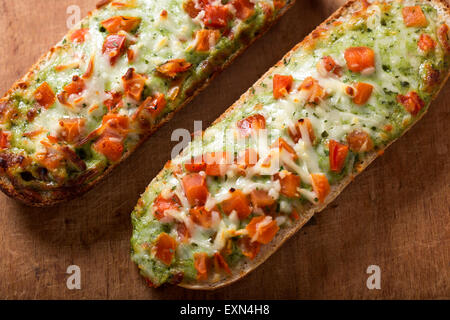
[
  {"x1": 131, "y1": 0, "x2": 450, "y2": 289},
  {"x1": 0, "y1": 0, "x2": 295, "y2": 206}
]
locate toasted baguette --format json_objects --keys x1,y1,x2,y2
[
  {"x1": 0, "y1": 0, "x2": 295, "y2": 207},
  {"x1": 131, "y1": 0, "x2": 450, "y2": 289}
]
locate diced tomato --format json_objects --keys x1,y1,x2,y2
[
  {"x1": 177, "y1": 222, "x2": 190, "y2": 243},
  {"x1": 205, "y1": 152, "x2": 233, "y2": 176},
  {"x1": 344, "y1": 47, "x2": 375, "y2": 73},
  {"x1": 157, "y1": 59, "x2": 192, "y2": 78},
  {"x1": 221, "y1": 189, "x2": 251, "y2": 220},
  {"x1": 122, "y1": 68, "x2": 146, "y2": 101},
  {"x1": 182, "y1": 173, "x2": 208, "y2": 206},
  {"x1": 329, "y1": 140, "x2": 349, "y2": 172},
  {"x1": 190, "y1": 206, "x2": 212, "y2": 228},
  {"x1": 317, "y1": 55, "x2": 342, "y2": 77},
  {"x1": 63, "y1": 75, "x2": 85, "y2": 96},
  {"x1": 299, "y1": 77, "x2": 326, "y2": 104},
  {"x1": 194, "y1": 252, "x2": 209, "y2": 280},
  {"x1": 402, "y1": 6, "x2": 428, "y2": 28},
  {"x1": 232, "y1": 0, "x2": 255, "y2": 20},
  {"x1": 288, "y1": 118, "x2": 315, "y2": 144},
  {"x1": 272, "y1": 138, "x2": 298, "y2": 160},
  {"x1": 290, "y1": 208, "x2": 300, "y2": 221},
  {"x1": 353, "y1": 82, "x2": 373, "y2": 105},
  {"x1": 34, "y1": 82, "x2": 56, "y2": 109},
  {"x1": 195, "y1": 29, "x2": 220, "y2": 52},
  {"x1": 397, "y1": 91, "x2": 425, "y2": 116},
  {"x1": 135, "y1": 93, "x2": 167, "y2": 125},
  {"x1": 58, "y1": 118, "x2": 85, "y2": 144},
  {"x1": 36, "y1": 142, "x2": 64, "y2": 170},
  {"x1": 102, "y1": 34, "x2": 127, "y2": 65},
  {"x1": 102, "y1": 113, "x2": 130, "y2": 137},
  {"x1": 153, "y1": 194, "x2": 181, "y2": 220},
  {"x1": 236, "y1": 113, "x2": 266, "y2": 137},
  {"x1": 437, "y1": 24, "x2": 450, "y2": 54},
  {"x1": 104, "y1": 92, "x2": 123, "y2": 111},
  {"x1": 101, "y1": 16, "x2": 141, "y2": 33},
  {"x1": 273, "y1": 0, "x2": 286, "y2": 10},
  {"x1": 273, "y1": 74, "x2": 293, "y2": 99},
  {"x1": 203, "y1": 5, "x2": 230, "y2": 29},
  {"x1": 93, "y1": 135, "x2": 124, "y2": 162},
  {"x1": 127, "y1": 49, "x2": 135, "y2": 62},
  {"x1": 153, "y1": 232, "x2": 177, "y2": 266},
  {"x1": 214, "y1": 252, "x2": 231, "y2": 274},
  {"x1": 69, "y1": 28, "x2": 89, "y2": 43},
  {"x1": 346, "y1": 129, "x2": 374, "y2": 152},
  {"x1": 82, "y1": 56, "x2": 95, "y2": 79},
  {"x1": 250, "y1": 189, "x2": 275, "y2": 208},
  {"x1": 275, "y1": 172, "x2": 300, "y2": 198},
  {"x1": 111, "y1": 0, "x2": 137, "y2": 8},
  {"x1": 311, "y1": 173, "x2": 330, "y2": 203},
  {"x1": 418, "y1": 34, "x2": 436, "y2": 53},
  {"x1": 185, "y1": 155, "x2": 206, "y2": 172},
  {"x1": 236, "y1": 148, "x2": 259, "y2": 168},
  {"x1": 0, "y1": 130, "x2": 10, "y2": 150},
  {"x1": 183, "y1": 0, "x2": 201, "y2": 18},
  {"x1": 422, "y1": 63, "x2": 441, "y2": 90},
  {"x1": 238, "y1": 236, "x2": 260, "y2": 260},
  {"x1": 246, "y1": 216, "x2": 279, "y2": 245}
]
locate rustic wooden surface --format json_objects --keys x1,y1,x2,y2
[{"x1": 0, "y1": 0, "x2": 449, "y2": 300}]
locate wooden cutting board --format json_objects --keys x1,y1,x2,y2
[{"x1": 0, "y1": 0, "x2": 448, "y2": 300}]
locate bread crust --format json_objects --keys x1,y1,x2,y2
[
  {"x1": 0, "y1": 0, "x2": 296, "y2": 207},
  {"x1": 174, "y1": 0, "x2": 450, "y2": 290}
]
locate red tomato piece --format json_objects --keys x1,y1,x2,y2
[
  {"x1": 353, "y1": 82, "x2": 373, "y2": 105},
  {"x1": 156, "y1": 59, "x2": 192, "y2": 78},
  {"x1": 418, "y1": 34, "x2": 436, "y2": 53},
  {"x1": 311, "y1": 173, "x2": 330, "y2": 203},
  {"x1": 185, "y1": 155, "x2": 206, "y2": 172},
  {"x1": 346, "y1": 129, "x2": 374, "y2": 153},
  {"x1": 288, "y1": 118, "x2": 315, "y2": 144},
  {"x1": 246, "y1": 216, "x2": 279, "y2": 245},
  {"x1": 153, "y1": 194, "x2": 181, "y2": 220},
  {"x1": 69, "y1": 28, "x2": 89, "y2": 43},
  {"x1": 329, "y1": 140, "x2": 349, "y2": 172},
  {"x1": 250, "y1": 189, "x2": 275, "y2": 208},
  {"x1": 236, "y1": 113, "x2": 266, "y2": 137},
  {"x1": 275, "y1": 172, "x2": 301, "y2": 198},
  {"x1": 194, "y1": 252, "x2": 209, "y2": 280},
  {"x1": 232, "y1": 0, "x2": 255, "y2": 20},
  {"x1": 221, "y1": 189, "x2": 251, "y2": 220},
  {"x1": 58, "y1": 118, "x2": 86, "y2": 144},
  {"x1": 273, "y1": 74, "x2": 293, "y2": 99},
  {"x1": 238, "y1": 236, "x2": 261, "y2": 260},
  {"x1": 397, "y1": 91, "x2": 425, "y2": 116},
  {"x1": 205, "y1": 152, "x2": 233, "y2": 176},
  {"x1": 203, "y1": 5, "x2": 230, "y2": 29},
  {"x1": 102, "y1": 34, "x2": 127, "y2": 65},
  {"x1": 402, "y1": 6, "x2": 428, "y2": 28},
  {"x1": 182, "y1": 173, "x2": 208, "y2": 206},
  {"x1": 189, "y1": 206, "x2": 212, "y2": 228},
  {"x1": 34, "y1": 82, "x2": 56, "y2": 109},
  {"x1": 122, "y1": 68, "x2": 146, "y2": 101},
  {"x1": 101, "y1": 16, "x2": 141, "y2": 33},
  {"x1": 344, "y1": 47, "x2": 375, "y2": 73},
  {"x1": 153, "y1": 232, "x2": 177, "y2": 266}
]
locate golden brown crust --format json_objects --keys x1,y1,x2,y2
[
  {"x1": 177, "y1": 0, "x2": 450, "y2": 290},
  {"x1": 0, "y1": 1, "x2": 297, "y2": 207}
]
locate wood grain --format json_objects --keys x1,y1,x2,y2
[{"x1": 0, "y1": 0, "x2": 448, "y2": 299}]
